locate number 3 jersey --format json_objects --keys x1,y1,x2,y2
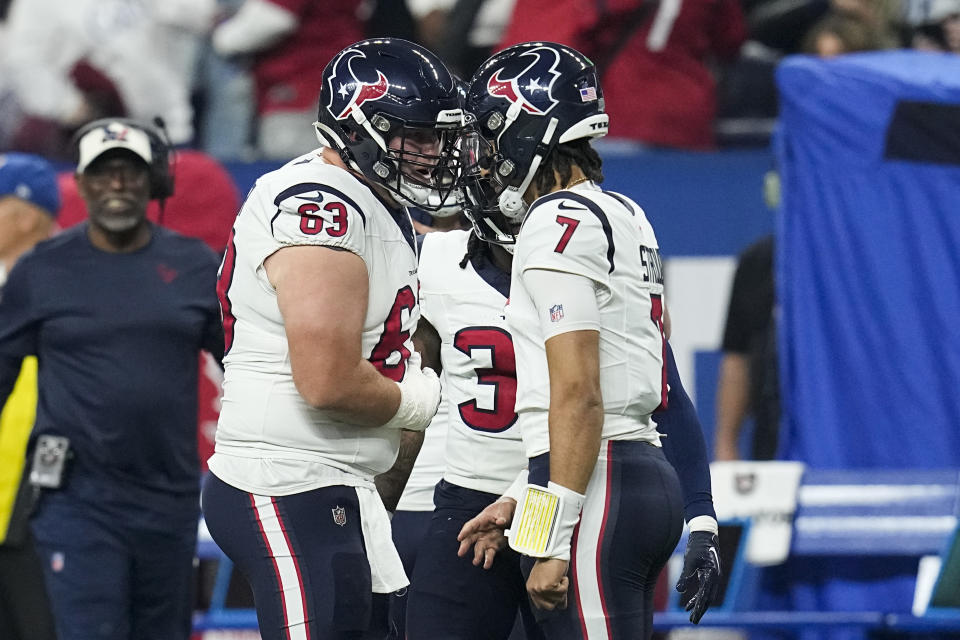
[
  {"x1": 418, "y1": 230, "x2": 527, "y2": 495},
  {"x1": 209, "y1": 150, "x2": 420, "y2": 494},
  {"x1": 508, "y1": 182, "x2": 665, "y2": 460}
]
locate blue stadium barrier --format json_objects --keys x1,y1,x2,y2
[
  {"x1": 791, "y1": 470, "x2": 960, "y2": 557},
  {"x1": 193, "y1": 470, "x2": 960, "y2": 633},
  {"x1": 657, "y1": 469, "x2": 960, "y2": 634}
]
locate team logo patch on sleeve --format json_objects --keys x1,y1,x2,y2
[
  {"x1": 549, "y1": 304, "x2": 564, "y2": 322},
  {"x1": 332, "y1": 505, "x2": 347, "y2": 526}
]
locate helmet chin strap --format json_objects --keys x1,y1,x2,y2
[
  {"x1": 497, "y1": 117, "x2": 558, "y2": 221},
  {"x1": 425, "y1": 190, "x2": 461, "y2": 217},
  {"x1": 478, "y1": 217, "x2": 517, "y2": 252},
  {"x1": 397, "y1": 178, "x2": 431, "y2": 206}
]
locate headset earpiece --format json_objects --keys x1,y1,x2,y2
[{"x1": 71, "y1": 117, "x2": 173, "y2": 200}]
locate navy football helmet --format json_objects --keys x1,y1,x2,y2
[
  {"x1": 458, "y1": 42, "x2": 608, "y2": 247},
  {"x1": 315, "y1": 38, "x2": 464, "y2": 210}
]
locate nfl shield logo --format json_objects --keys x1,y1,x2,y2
[
  {"x1": 332, "y1": 505, "x2": 347, "y2": 527},
  {"x1": 549, "y1": 304, "x2": 564, "y2": 322},
  {"x1": 51, "y1": 551, "x2": 65, "y2": 572}
]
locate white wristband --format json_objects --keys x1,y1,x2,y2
[
  {"x1": 499, "y1": 469, "x2": 528, "y2": 503},
  {"x1": 688, "y1": 515, "x2": 719, "y2": 535},
  {"x1": 381, "y1": 366, "x2": 441, "y2": 432},
  {"x1": 507, "y1": 481, "x2": 585, "y2": 560}
]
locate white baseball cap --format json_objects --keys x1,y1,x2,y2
[{"x1": 76, "y1": 121, "x2": 153, "y2": 173}]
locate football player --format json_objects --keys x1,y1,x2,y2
[
  {"x1": 449, "y1": 42, "x2": 721, "y2": 639},
  {"x1": 405, "y1": 216, "x2": 720, "y2": 638},
  {"x1": 385, "y1": 199, "x2": 470, "y2": 639},
  {"x1": 200, "y1": 38, "x2": 461, "y2": 639}
]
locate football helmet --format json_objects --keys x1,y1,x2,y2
[
  {"x1": 428, "y1": 75, "x2": 470, "y2": 218},
  {"x1": 458, "y1": 42, "x2": 608, "y2": 247},
  {"x1": 315, "y1": 38, "x2": 464, "y2": 211}
]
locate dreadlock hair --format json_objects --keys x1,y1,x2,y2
[
  {"x1": 459, "y1": 229, "x2": 485, "y2": 269},
  {"x1": 532, "y1": 138, "x2": 604, "y2": 195}
]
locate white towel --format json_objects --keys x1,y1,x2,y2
[{"x1": 355, "y1": 485, "x2": 409, "y2": 593}]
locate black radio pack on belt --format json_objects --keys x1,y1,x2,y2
[{"x1": 29, "y1": 434, "x2": 71, "y2": 490}]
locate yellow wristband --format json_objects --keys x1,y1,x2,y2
[{"x1": 507, "y1": 482, "x2": 584, "y2": 560}]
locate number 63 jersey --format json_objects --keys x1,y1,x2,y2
[
  {"x1": 419, "y1": 230, "x2": 528, "y2": 495},
  {"x1": 210, "y1": 151, "x2": 420, "y2": 494},
  {"x1": 508, "y1": 182, "x2": 666, "y2": 460}
]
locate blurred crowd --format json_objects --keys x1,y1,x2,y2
[{"x1": 0, "y1": 0, "x2": 957, "y2": 163}]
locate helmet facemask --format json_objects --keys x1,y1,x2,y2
[
  {"x1": 457, "y1": 130, "x2": 522, "y2": 251},
  {"x1": 316, "y1": 109, "x2": 464, "y2": 212}
]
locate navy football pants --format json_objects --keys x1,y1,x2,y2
[
  {"x1": 385, "y1": 508, "x2": 432, "y2": 638},
  {"x1": 406, "y1": 480, "x2": 544, "y2": 640},
  {"x1": 526, "y1": 441, "x2": 684, "y2": 640},
  {"x1": 30, "y1": 491, "x2": 196, "y2": 640},
  {"x1": 202, "y1": 473, "x2": 374, "y2": 640}
]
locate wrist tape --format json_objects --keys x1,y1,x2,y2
[
  {"x1": 507, "y1": 482, "x2": 585, "y2": 560},
  {"x1": 381, "y1": 367, "x2": 439, "y2": 432},
  {"x1": 688, "y1": 515, "x2": 719, "y2": 535}
]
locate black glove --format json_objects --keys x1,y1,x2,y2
[{"x1": 675, "y1": 530, "x2": 721, "y2": 624}]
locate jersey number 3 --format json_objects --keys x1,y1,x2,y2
[{"x1": 454, "y1": 327, "x2": 518, "y2": 432}]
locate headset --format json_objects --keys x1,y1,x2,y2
[{"x1": 71, "y1": 116, "x2": 175, "y2": 200}]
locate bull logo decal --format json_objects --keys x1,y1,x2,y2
[
  {"x1": 486, "y1": 46, "x2": 561, "y2": 115},
  {"x1": 327, "y1": 49, "x2": 390, "y2": 120},
  {"x1": 101, "y1": 124, "x2": 129, "y2": 142}
]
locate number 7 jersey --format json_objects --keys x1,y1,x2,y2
[
  {"x1": 210, "y1": 150, "x2": 421, "y2": 494},
  {"x1": 507, "y1": 181, "x2": 666, "y2": 459}
]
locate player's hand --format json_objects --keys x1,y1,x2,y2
[
  {"x1": 416, "y1": 366, "x2": 442, "y2": 406},
  {"x1": 527, "y1": 558, "x2": 569, "y2": 611},
  {"x1": 385, "y1": 365, "x2": 441, "y2": 431},
  {"x1": 457, "y1": 498, "x2": 515, "y2": 569},
  {"x1": 675, "y1": 531, "x2": 722, "y2": 624}
]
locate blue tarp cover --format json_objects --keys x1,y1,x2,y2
[{"x1": 776, "y1": 51, "x2": 960, "y2": 469}]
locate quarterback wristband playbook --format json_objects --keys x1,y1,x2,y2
[
  {"x1": 507, "y1": 482, "x2": 585, "y2": 560},
  {"x1": 381, "y1": 367, "x2": 440, "y2": 432}
]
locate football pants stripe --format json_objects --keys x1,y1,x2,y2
[
  {"x1": 572, "y1": 443, "x2": 614, "y2": 639},
  {"x1": 251, "y1": 494, "x2": 310, "y2": 640}
]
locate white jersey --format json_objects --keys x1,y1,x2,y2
[
  {"x1": 418, "y1": 230, "x2": 528, "y2": 495},
  {"x1": 209, "y1": 149, "x2": 421, "y2": 495},
  {"x1": 508, "y1": 182, "x2": 666, "y2": 459}
]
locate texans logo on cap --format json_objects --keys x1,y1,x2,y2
[
  {"x1": 101, "y1": 124, "x2": 129, "y2": 142},
  {"x1": 486, "y1": 46, "x2": 561, "y2": 116},
  {"x1": 327, "y1": 48, "x2": 390, "y2": 121}
]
